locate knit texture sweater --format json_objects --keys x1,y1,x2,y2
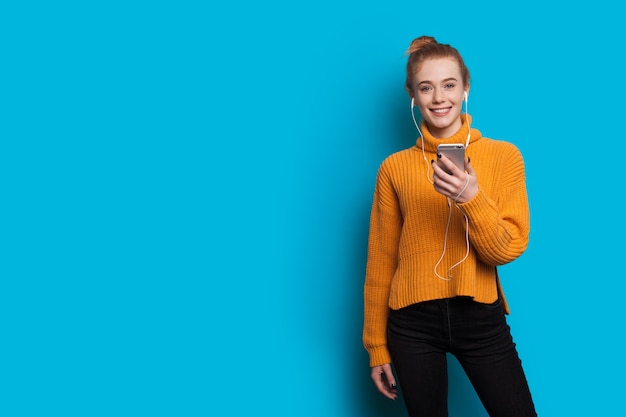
[{"x1": 363, "y1": 115, "x2": 530, "y2": 367}]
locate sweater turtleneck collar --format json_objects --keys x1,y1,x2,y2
[{"x1": 416, "y1": 114, "x2": 481, "y2": 152}]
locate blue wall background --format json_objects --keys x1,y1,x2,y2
[{"x1": 2, "y1": 1, "x2": 624, "y2": 416}]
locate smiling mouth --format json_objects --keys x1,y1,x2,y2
[{"x1": 430, "y1": 108, "x2": 451, "y2": 116}]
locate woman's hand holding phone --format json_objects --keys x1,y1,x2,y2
[{"x1": 432, "y1": 148, "x2": 478, "y2": 203}]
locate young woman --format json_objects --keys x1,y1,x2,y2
[{"x1": 363, "y1": 36, "x2": 537, "y2": 417}]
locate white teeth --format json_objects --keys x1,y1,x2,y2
[{"x1": 432, "y1": 109, "x2": 448, "y2": 113}]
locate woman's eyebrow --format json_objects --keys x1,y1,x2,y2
[{"x1": 418, "y1": 77, "x2": 458, "y2": 86}]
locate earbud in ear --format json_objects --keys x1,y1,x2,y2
[
  {"x1": 411, "y1": 97, "x2": 415, "y2": 108},
  {"x1": 463, "y1": 91, "x2": 468, "y2": 101}
]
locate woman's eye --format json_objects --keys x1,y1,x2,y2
[
  {"x1": 444, "y1": 83, "x2": 456, "y2": 89},
  {"x1": 420, "y1": 86, "x2": 432, "y2": 92}
]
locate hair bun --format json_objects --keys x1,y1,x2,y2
[{"x1": 406, "y1": 36, "x2": 437, "y2": 55}]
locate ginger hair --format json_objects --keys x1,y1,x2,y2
[{"x1": 404, "y1": 36, "x2": 470, "y2": 97}]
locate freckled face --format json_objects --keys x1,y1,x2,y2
[{"x1": 412, "y1": 58, "x2": 467, "y2": 139}]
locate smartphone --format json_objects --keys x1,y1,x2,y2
[{"x1": 437, "y1": 143, "x2": 465, "y2": 174}]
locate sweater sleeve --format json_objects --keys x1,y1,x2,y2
[
  {"x1": 458, "y1": 143, "x2": 530, "y2": 266},
  {"x1": 363, "y1": 162, "x2": 403, "y2": 367}
]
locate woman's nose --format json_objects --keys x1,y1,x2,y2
[{"x1": 433, "y1": 89, "x2": 445, "y2": 103}]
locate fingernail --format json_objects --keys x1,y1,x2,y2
[
  {"x1": 391, "y1": 384, "x2": 397, "y2": 389},
  {"x1": 467, "y1": 157, "x2": 471, "y2": 163},
  {"x1": 430, "y1": 159, "x2": 434, "y2": 164},
  {"x1": 437, "y1": 153, "x2": 441, "y2": 158}
]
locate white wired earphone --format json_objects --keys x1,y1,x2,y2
[{"x1": 410, "y1": 92, "x2": 471, "y2": 281}]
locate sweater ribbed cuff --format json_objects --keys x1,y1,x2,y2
[{"x1": 368, "y1": 345, "x2": 392, "y2": 368}]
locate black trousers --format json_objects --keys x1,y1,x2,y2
[{"x1": 387, "y1": 296, "x2": 537, "y2": 417}]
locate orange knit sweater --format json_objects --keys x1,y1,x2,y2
[{"x1": 363, "y1": 115, "x2": 530, "y2": 367}]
